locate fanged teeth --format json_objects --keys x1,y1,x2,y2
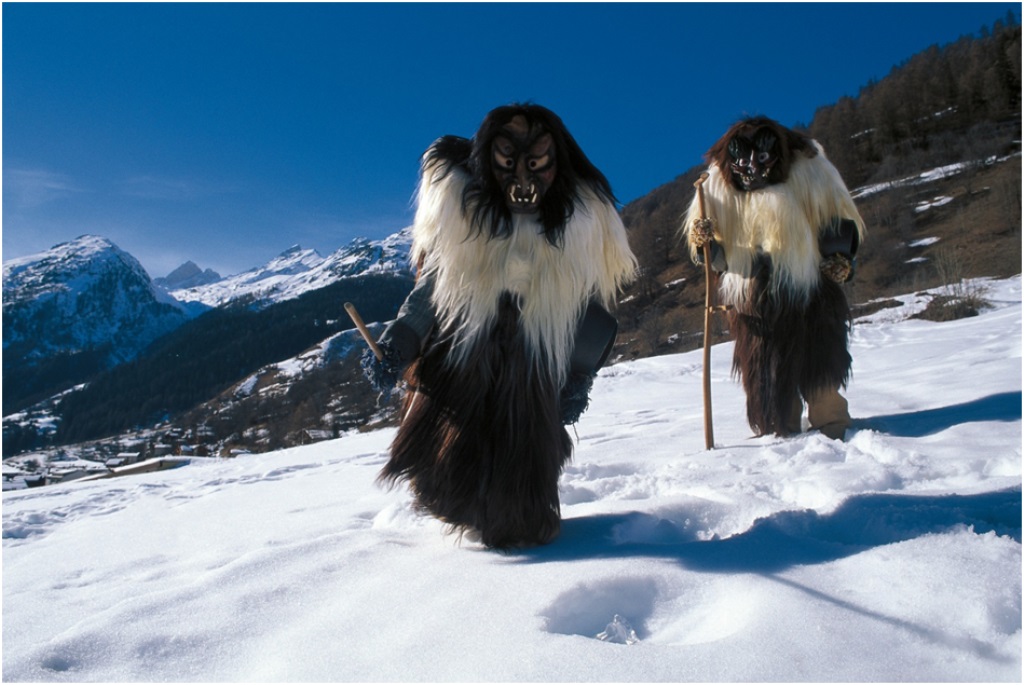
[{"x1": 509, "y1": 185, "x2": 538, "y2": 204}]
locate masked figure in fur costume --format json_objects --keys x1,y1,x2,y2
[
  {"x1": 362, "y1": 104, "x2": 636, "y2": 548},
  {"x1": 682, "y1": 116, "x2": 866, "y2": 440}
]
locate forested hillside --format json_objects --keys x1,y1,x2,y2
[{"x1": 811, "y1": 14, "x2": 1021, "y2": 188}]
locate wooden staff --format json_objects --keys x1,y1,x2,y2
[
  {"x1": 344, "y1": 302, "x2": 383, "y2": 361},
  {"x1": 694, "y1": 172, "x2": 716, "y2": 450}
]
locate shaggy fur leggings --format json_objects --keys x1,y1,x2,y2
[
  {"x1": 729, "y1": 274, "x2": 853, "y2": 438},
  {"x1": 380, "y1": 294, "x2": 571, "y2": 548}
]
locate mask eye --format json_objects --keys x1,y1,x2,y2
[
  {"x1": 493, "y1": 149, "x2": 515, "y2": 170},
  {"x1": 492, "y1": 137, "x2": 518, "y2": 171},
  {"x1": 727, "y1": 138, "x2": 745, "y2": 160},
  {"x1": 527, "y1": 154, "x2": 550, "y2": 171},
  {"x1": 757, "y1": 151, "x2": 771, "y2": 163},
  {"x1": 753, "y1": 131, "x2": 777, "y2": 156}
]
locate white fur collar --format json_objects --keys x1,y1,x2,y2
[
  {"x1": 684, "y1": 142, "x2": 866, "y2": 304},
  {"x1": 411, "y1": 163, "x2": 636, "y2": 380}
]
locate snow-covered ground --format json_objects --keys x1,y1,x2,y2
[
  {"x1": 3, "y1": 277, "x2": 1021, "y2": 682},
  {"x1": 851, "y1": 152, "x2": 1019, "y2": 202}
]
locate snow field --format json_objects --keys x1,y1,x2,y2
[{"x1": 3, "y1": 276, "x2": 1020, "y2": 682}]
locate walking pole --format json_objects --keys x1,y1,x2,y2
[
  {"x1": 344, "y1": 302, "x2": 384, "y2": 361},
  {"x1": 693, "y1": 173, "x2": 716, "y2": 450}
]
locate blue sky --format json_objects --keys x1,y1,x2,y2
[{"x1": 3, "y1": 2, "x2": 1019, "y2": 278}]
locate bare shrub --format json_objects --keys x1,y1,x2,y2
[{"x1": 917, "y1": 246, "x2": 991, "y2": 321}]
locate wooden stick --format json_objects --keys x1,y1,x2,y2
[
  {"x1": 694, "y1": 173, "x2": 715, "y2": 450},
  {"x1": 344, "y1": 302, "x2": 384, "y2": 361}
]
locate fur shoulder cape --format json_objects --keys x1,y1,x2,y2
[
  {"x1": 683, "y1": 141, "x2": 866, "y2": 303},
  {"x1": 410, "y1": 151, "x2": 637, "y2": 382}
]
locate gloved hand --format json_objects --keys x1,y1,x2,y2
[
  {"x1": 820, "y1": 253, "x2": 854, "y2": 283},
  {"x1": 690, "y1": 217, "x2": 715, "y2": 249},
  {"x1": 360, "y1": 342, "x2": 406, "y2": 394},
  {"x1": 560, "y1": 372, "x2": 595, "y2": 425}
]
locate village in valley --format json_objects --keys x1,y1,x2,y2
[
  {"x1": 3, "y1": 424, "x2": 220, "y2": 491},
  {"x1": 1, "y1": 420, "x2": 350, "y2": 491}
]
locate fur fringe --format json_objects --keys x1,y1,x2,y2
[
  {"x1": 381, "y1": 295, "x2": 570, "y2": 548},
  {"x1": 729, "y1": 271, "x2": 852, "y2": 436}
]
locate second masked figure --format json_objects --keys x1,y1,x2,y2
[{"x1": 683, "y1": 117, "x2": 866, "y2": 441}]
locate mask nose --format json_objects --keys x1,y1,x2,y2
[{"x1": 515, "y1": 160, "x2": 533, "y2": 189}]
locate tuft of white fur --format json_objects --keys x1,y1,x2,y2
[
  {"x1": 683, "y1": 142, "x2": 865, "y2": 307},
  {"x1": 412, "y1": 159, "x2": 636, "y2": 382}
]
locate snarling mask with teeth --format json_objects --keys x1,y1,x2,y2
[
  {"x1": 491, "y1": 116, "x2": 556, "y2": 214},
  {"x1": 707, "y1": 116, "x2": 817, "y2": 193},
  {"x1": 727, "y1": 128, "x2": 778, "y2": 191},
  {"x1": 425, "y1": 103, "x2": 615, "y2": 248}
]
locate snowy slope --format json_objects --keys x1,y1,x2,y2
[
  {"x1": 167, "y1": 229, "x2": 413, "y2": 308},
  {"x1": 2, "y1": 277, "x2": 1020, "y2": 682}
]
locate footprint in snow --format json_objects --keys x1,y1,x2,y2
[{"x1": 540, "y1": 576, "x2": 659, "y2": 643}]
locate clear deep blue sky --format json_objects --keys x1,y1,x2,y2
[{"x1": 3, "y1": 2, "x2": 1019, "y2": 277}]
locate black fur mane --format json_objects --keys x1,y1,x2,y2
[{"x1": 421, "y1": 103, "x2": 616, "y2": 248}]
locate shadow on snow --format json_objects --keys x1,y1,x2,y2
[
  {"x1": 514, "y1": 487, "x2": 1022, "y2": 573},
  {"x1": 855, "y1": 391, "x2": 1021, "y2": 437},
  {"x1": 515, "y1": 392, "x2": 1022, "y2": 570},
  {"x1": 524, "y1": 488, "x2": 1020, "y2": 660},
  {"x1": 525, "y1": 488, "x2": 1020, "y2": 660},
  {"x1": 517, "y1": 391, "x2": 1021, "y2": 657}
]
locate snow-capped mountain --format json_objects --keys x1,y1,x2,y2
[
  {"x1": 166, "y1": 228, "x2": 414, "y2": 308},
  {"x1": 3, "y1": 235, "x2": 191, "y2": 364},
  {"x1": 2, "y1": 235, "x2": 190, "y2": 358},
  {"x1": 2, "y1": 235, "x2": 196, "y2": 413}
]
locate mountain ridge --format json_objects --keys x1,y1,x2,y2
[
  {"x1": 1, "y1": 230, "x2": 416, "y2": 423},
  {"x1": 164, "y1": 228, "x2": 413, "y2": 309},
  {"x1": 153, "y1": 260, "x2": 223, "y2": 291}
]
